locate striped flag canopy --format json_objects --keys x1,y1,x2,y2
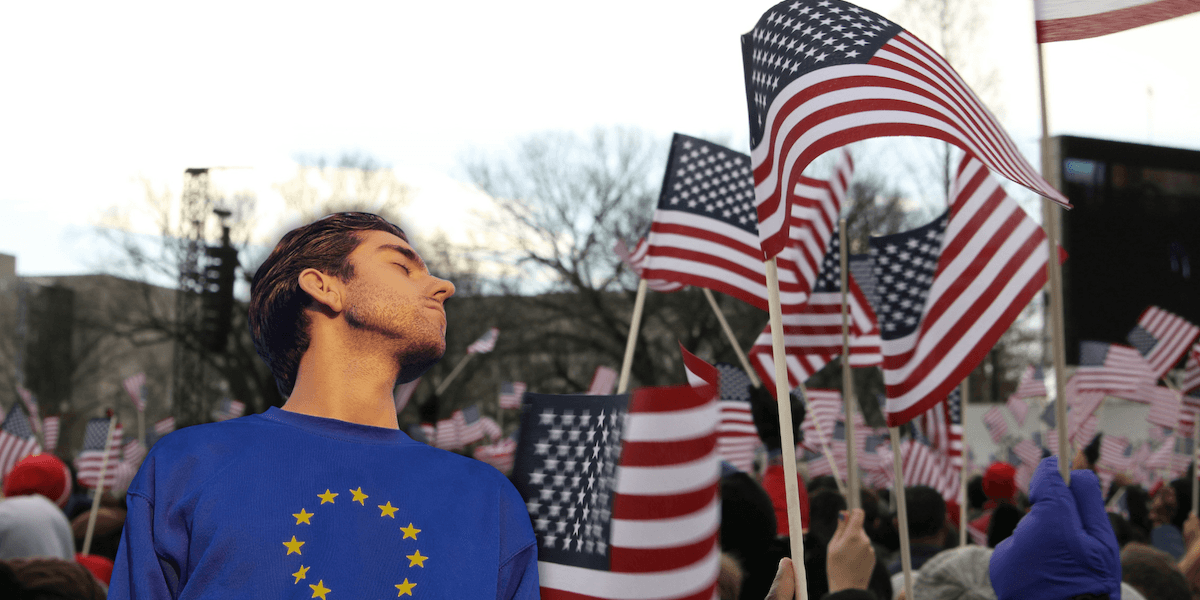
[{"x1": 742, "y1": 0, "x2": 1067, "y2": 260}]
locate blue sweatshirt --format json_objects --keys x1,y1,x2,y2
[{"x1": 108, "y1": 407, "x2": 538, "y2": 599}]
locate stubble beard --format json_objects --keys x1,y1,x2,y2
[{"x1": 344, "y1": 285, "x2": 446, "y2": 383}]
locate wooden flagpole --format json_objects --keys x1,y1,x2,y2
[
  {"x1": 1033, "y1": 14, "x2": 1071, "y2": 485},
  {"x1": 889, "y1": 426, "x2": 914, "y2": 600},
  {"x1": 959, "y1": 378, "x2": 970, "y2": 546},
  {"x1": 765, "y1": 257, "x2": 809, "y2": 600},
  {"x1": 701, "y1": 288, "x2": 762, "y2": 388},
  {"x1": 838, "y1": 220, "x2": 860, "y2": 511},
  {"x1": 617, "y1": 279, "x2": 649, "y2": 394},
  {"x1": 435, "y1": 353, "x2": 475, "y2": 396},
  {"x1": 82, "y1": 413, "x2": 119, "y2": 556}
]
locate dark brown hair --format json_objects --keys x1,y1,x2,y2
[{"x1": 249, "y1": 213, "x2": 406, "y2": 397}]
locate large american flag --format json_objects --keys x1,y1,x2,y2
[
  {"x1": 1034, "y1": 0, "x2": 1200, "y2": 43},
  {"x1": 512, "y1": 381, "x2": 720, "y2": 599},
  {"x1": 749, "y1": 232, "x2": 881, "y2": 389},
  {"x1": 640, "y1": 133, "x2": 808, "y2": 311},
  {"x1": 123, "y1": 372, "x2": 147, "y2": 412},
  {"x1": 1127, "y1": 306, "x2": 1200, "y2": 380},
  {"x1": 715, "y1": 363, "x2": 763, "y2": 473},
  {"x1": 0, "y1": 405, "x2": 42, "y2": 479},
  {"x1": 741, "y1": 0, "x2": 1067, "y2": 260},
  {"x1": 75, "y1": 418, "x2": 123, "y2": 489},
  {"x1": 467, "y1": 327, "x2": 500, "y2": 354},
  {"x1": 783, "y1": 150, "x2": 855, "y2": 295},
  {"x1": 613, "y1": 238, "x2": 686, "y2": 293},
  {"x1": 1069, "y1": 342, "x2": 1157, "y2": 397},
  {"x1": 500, "y1": 381, "x2": 528, "y2": 410},
  {"x1": 874, "y1": 155, "x2": 1052, "y2": 426}
]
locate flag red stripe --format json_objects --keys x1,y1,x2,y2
[
  {"x1": 1036, "y1": 0, "x2": 1200, "y2": 42},
  {"x1": 610, "y1": 530, "x2": 720, "y2": 574},
  {"x1": 540, "y1": 583, "x2": 719, "y2": 600},
  {"x1": 619, "y1": 434, "x2": 717, "y2": 468}
]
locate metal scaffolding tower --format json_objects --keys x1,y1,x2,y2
[{"x1": 172, "y1": 168, "x2": 211, "y2": 427}]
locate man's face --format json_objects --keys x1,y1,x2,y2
[{"x1": 340, "y1": 230, "x2": 456, "y2": 382}]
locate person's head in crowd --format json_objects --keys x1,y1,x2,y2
[
  {"x1": 0, "y1": 557, "x2": 107, "y2": 600},
  {"x1": 859, "y1": 489, "x2": 884, "y2": 542},
  {"x1": 1073, "y1": 433, "x2": 1102, "y2": 471},
  {"x1": 748, "y1": 387, "x2": 804, "y2": 452},
  {"x1": 1122, "y1": 485, "x2": 1152, "y2": 541},
  {"x1": 1120, "y1": 542, "x2": 1191, "y2": 600},
  {"x1": 902, "y1": 486, "x2": 947, "y2": 545},
  {"x1": 982, "y1": 463, "x2": 1017, "y2": 504},
  {"x1": 966, "y1": 475, "x2": 985, "y2": 511},
  {"x1": 806, "y1": 475, "x2": 839, "y2": 495},
  {"x1": 808, "y1": 489, "x2": 848, "y2": 547},
  {"x1": 718, "y1": 471, "x2": 776, "y2": 560},
  {"x1": 912, "y1": 546, "x2": 996, "y2": 600},
  {"x1": 1169, "y1": 476, "x2": 1193, "y2": 531},
  {"x1": 2, "y1": 454, "x2": 72, "y2": 508},
  {"x1": 69, "y1": 508, "x2": 126, "y2": 561},
  {"x1": 1108, "y1": 512, "x2": 1133, "y2": 548},
  {"x1": 985, "y1": 504, "x2": 1022, "y2": 548}
]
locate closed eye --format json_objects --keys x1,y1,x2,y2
[{"x1": 394, "y1": 263, "x2": 411, "y2": 274}]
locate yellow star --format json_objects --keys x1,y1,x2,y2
[
  {"x1": 283, "y1": 535, "x2": 305, "y2": 555},
  {"x1": 400, "y1": 523, "x2": 421, "y2": 540},
  {"x1": 309, "y1": 579, "x2": 331, "y2": 600},
  {"x1": 350, "y1": 487, "x2": 369, "y2": 505},
  {"x1": 293, "y1": 508, "x2": 313, "y2": 525},
  {"x1": 318, "y1": 489, "x2": 338, "y2": 504},
  {"x1": 378, "y1": 501, "x2": 398, "y2": 518},
  {"x1": 406, "y1": 549, "x2": 428, "y2": 568},
  {"x1": 291, "y1": 565, "x2": 309, "y2": 584},
  {"x1": 395, "y1": 578, "x2": 416, "y2": 597}
]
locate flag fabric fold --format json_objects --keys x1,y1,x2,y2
[
  {"x1": 742, "y1": 0, "x2": 1067, "y2": 260},
  {"x1": 614, "y1": 238, "x2": 686, "y2": 293},
  {"x1": 714, "y1": 363, "x2": 763, "y2": 473},
  {"x1": 877, "y1": 155, "x2": 1054, "y2": 426},
  {"x1": 1127, "y1": 306, "x2": 1200, "y2": 380}
]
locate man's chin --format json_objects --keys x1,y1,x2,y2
[{"x1": 396, "y1": 344, "x2": 445, "y2": 383}]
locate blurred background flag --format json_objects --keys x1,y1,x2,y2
[
  {"x1": 41, "y1": 416, "x2": 60, "y2": 454},
  {"x1": 1034, "y1": 0, "x2": 1200, "y2": 43},
  {"x1": 123, "y1": 372, "x2": 147, "y2": 412},
  {"x1": 211, "y1": 399, "x2": 245, "y2": 422},
  {"x1": 587, "y1": 366, "x2": 618, "y2": 396},
  {"x1": 499, "y1": 381, "x2": 528, "y2": 410},
  {"x1": 467, "y1": 327, "x2": 499, "y2": 354},
  {"x1": 75, "y1": 418, "x2": 122, "y2": 489},
  {"x1": 1126, "y1": 306, "x2": 1200, "y2": 380},
  {"x1": 0, "y1": 405, "x2": 42, "y2": 479},
  {"x1": 714, "y1": 363, "x2": 761, "y2": 474}
]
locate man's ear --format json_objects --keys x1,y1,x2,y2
[{"x1": 297, "y1": 268, "x2": 344, "y2": 313}]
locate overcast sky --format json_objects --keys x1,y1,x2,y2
[{"x1": 2, "y1": 0, "x2": 1196, "y2": 277}]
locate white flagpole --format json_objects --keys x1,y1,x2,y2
[
  {"x1": 838, "y1": 220, "x2": 860, "y2": 511},
  {"x1": 82, "y1": 414, "x2": 119, "y2": 556},
  {"x1": 1032, "y1": 2, "x2": 1071, "y2": 485},
  {"x1": 959, "y1": 378, "x2": 970, "y2": 546},
  {"x1": 701, "y1": 288, "x2": 762, "y2": 388},
  {"x1": 435, "y1": 353, "x2": 475, "y2": 396},
  {"x1": 766, "y1": 257, "x2": 809, "y2": 600},
  {"x1": 889, "y1": 426, "x2": 914, "y2": 600},
  {"x1": 617, "y1": 279, "x2": 649, "y2": 394}
]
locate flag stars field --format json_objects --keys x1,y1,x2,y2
[
  {"x1": 283, "y1": 536, "x2": 305, "y2": 555},
  {"x1": 350, "y1": 487, "x2": 368, "y2": 505},
  {"x1": 309, "y1": 580, "x2": 330, "y2": 600},
  {"x1": 293, "y1": 508, "x2": 313, "y2": 525},
  {"x1": 291, "y1": 565, "x2": 309, "y2": 584},
  {"x1": 406, "y1": 550, "x2": 427, "y2": 567},
  {"x1": 318, "y1": 489, "x2": 338, "y2": 504},
  {"x1": 395, "y1": 579, "x2": 416, "y2": 597}
]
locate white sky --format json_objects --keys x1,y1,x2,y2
[{"x1": 1, "y1": 0, "x2": 1197, "y2": 277}]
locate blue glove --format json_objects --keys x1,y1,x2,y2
[{"x1": 990, "y1": 456, "x2": 1120, "y2": 600}]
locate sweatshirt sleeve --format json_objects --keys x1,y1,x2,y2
[
  {"x1": 108, "y1": 490, "x2": 182, "y2": 599},
  {"x1": 496, "y1": 473, "x2": 539, "y2": 600}
]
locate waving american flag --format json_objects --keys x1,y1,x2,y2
[{"x1": 742, "y1": 0, "x2": 1067, "y2": 259}]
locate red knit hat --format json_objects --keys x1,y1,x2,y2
[
  {"x1": 3, "y1": 453, "x2": 72, "y2": 508},
  {"x1": 983, "y1": 462, "x2": 1017, "y2": 501}
]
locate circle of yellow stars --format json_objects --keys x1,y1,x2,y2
[{"x1": 285, "y1": 486, "x2": 428, "y2": 598}]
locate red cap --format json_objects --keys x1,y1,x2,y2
[
  {"x1": 3, "y1": 453, "x2": 72, "y2": 508},
  {"x1": 75, "y1": 553, "x2": 114, "y2": 585},
  {"x1": 983, "y1": 462, "x2": 1017, "y2": 501}
]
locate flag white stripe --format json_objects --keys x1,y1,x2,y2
[
  {"x1": 610, "y1": 497, "x2": 720, "y2": 548},
  {"x1": 539, "y1": 547, "x2": 720, "y2": 599},
  {"x1": 614, "y1": 455, "x2": 720, "y2": 496}
]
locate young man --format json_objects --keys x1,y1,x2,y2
[{"x1": 109, "y1": 213, "x2": 538, "y2": 599}]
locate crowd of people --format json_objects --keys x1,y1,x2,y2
[
  {"x1": 0, "y1": 453, "x2": 121, "y2": 598},
  {"x1": 715, "y1": 393, "x2": 1200, "y2": 599}
]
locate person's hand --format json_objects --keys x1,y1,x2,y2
[
  {"x1": 989, "y1": 456, "x2": 1120, "y2": 600},
  {"x1": 1184, "y1": 513, "x2": 1200, "y2": 547},
  {"x1": 718, "y1": 552, "x2": 743, "y2": 600},
  {"x1": 827, "y1": 509, "x2": 875, "y2": 593},
  {"x1": 1151, "y1": 484, "x2": 1178, "y2": 527},
  {"x1": 764, "y1": 557, "x2": 795, "y2": 600},
  {"x1": 1112, "y1": 472, "x2": 1133, "y2": 489}
]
